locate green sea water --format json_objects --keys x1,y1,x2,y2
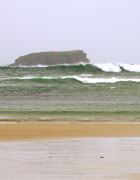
[{"x1": 1, "y1": 64, "x2": 140, "y2": 122}]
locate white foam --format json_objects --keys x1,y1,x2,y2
[
  {"x1": 18, "y1": 76, "x2": 40, "y2": 79},
  {"x1": 119, "y1": 63, "x2": 140, "y2": 72},
  {"x1": 60, "y1": 76, "x2": 140, "y2": 83},
  {"x1": 72, "y1": 77, "x2": 140, "y2": 83},
  {"x1": 95, "y1": 63, "x2": 140, "y2": 72},
  {"x1": 1, "y1": 75, "x2": 140, "y2": 83},
  {"x1": 95, "y1": 63, "x2": 121, "y2": 72},
  {"x1": 0, "y1": 74, "x2": 93, "y2": 80},
  {"x1": 19, "y1": 65, "x2": 49, "y2": 67}
]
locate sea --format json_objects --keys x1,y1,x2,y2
[{"x1": 0, "y1": 62, "x2": 140, "y2": 122}]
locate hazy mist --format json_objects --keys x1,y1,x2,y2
[{"x1": 0, "y1": 0, "x2": 140, "y2": 65}]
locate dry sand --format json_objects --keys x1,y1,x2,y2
[{"x1": 1, "y1": 123, "x2": 140, "y2": 141}]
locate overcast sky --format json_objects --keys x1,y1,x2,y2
[{"x1": 0, "y1": 0, "x2": 140, "y2": 65}]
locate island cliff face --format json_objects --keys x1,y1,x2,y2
[{"x1": 10, "y1": 50, "x2": 90, "y2": 66}]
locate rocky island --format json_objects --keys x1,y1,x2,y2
[{"x1": 10, "y1": 50, "x2": 90, "y2": 66}]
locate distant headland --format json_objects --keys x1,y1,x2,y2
[{"x1": 10, "y1": 50, "x2": 90, "y2": 66}]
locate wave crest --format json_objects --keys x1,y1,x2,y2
[
  {"x1": 95, "y1": 63, "x2": 140, "y2": 72},
  {"x1": 16, "y1": 63, "x2": 140, "y2": 72},
  {"x1": 1, "y1": 63, "x2": 140, "y2": 73},
  {"x1": 2, "y1": 75, "x2": 140, "y2": 84}
]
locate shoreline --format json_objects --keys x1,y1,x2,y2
[{"x1": 1, "y1": 123, "x2": 140, "y2": 141}]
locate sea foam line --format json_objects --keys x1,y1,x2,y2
[
  {"x1": 74, "y1": 77, "x2": 140, "y2": 83},
  {"x1": 1, "y1": 75, "x2": 140, "y2": 83}
]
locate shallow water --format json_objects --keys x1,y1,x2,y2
[{"x1": 0, "y1": 138, "x2": 140, "y2": 180}]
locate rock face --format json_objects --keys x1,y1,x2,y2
[{"x1": 10, "y1": 50, "x2": 90, "y2": 66}]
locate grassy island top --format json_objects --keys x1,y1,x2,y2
[{"x1": 24, "y1": 50, "x2": 85, "y2": 55}]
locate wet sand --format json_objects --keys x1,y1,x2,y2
[
  {"x1": 1, "y1": 123, "x2": 140, "y2": 179},
  {"x1": 1, "y1": 123, "x2": 140, "y2": 141},
  {"x1": 0, "y1": 138, "x2": 140, "y2": 180}
]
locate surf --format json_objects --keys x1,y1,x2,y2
[
  {"x1": 1, "y1": 63, "x2": 140, "y2": 78},
  {"x1": 95, "y1": 63, "x2": 140, "y2": 72},
  {"x1": 2, "y1": 76, "x2": 140, "y2": 84}
]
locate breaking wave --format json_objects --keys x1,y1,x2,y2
[
  {"x1": 95, "y1": 63, "x2": 140, "y2": 72},
  {"x1": 74, "y1": 77, "x2": 140, "y2": 83},
  {"x1": 1, "y1": 63, "x2": 140, "y2": 73},
  {"x1": 2, "y1": 75, "x2": 140, "y2": 84}
]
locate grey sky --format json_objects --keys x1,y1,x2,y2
[{"x1": 0, "y1": 0, "x2": 140, "y2": 65}]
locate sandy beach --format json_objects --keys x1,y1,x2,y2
[
  {"x1": 1, "y1": 123, "x2": 140, "y2": 141},
  {"x1": 0, "y1": 136, "x2": 140, "y2": 180},
  {"x1": 1, "y1": 123, "x2": 140, "y2": 179}
]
